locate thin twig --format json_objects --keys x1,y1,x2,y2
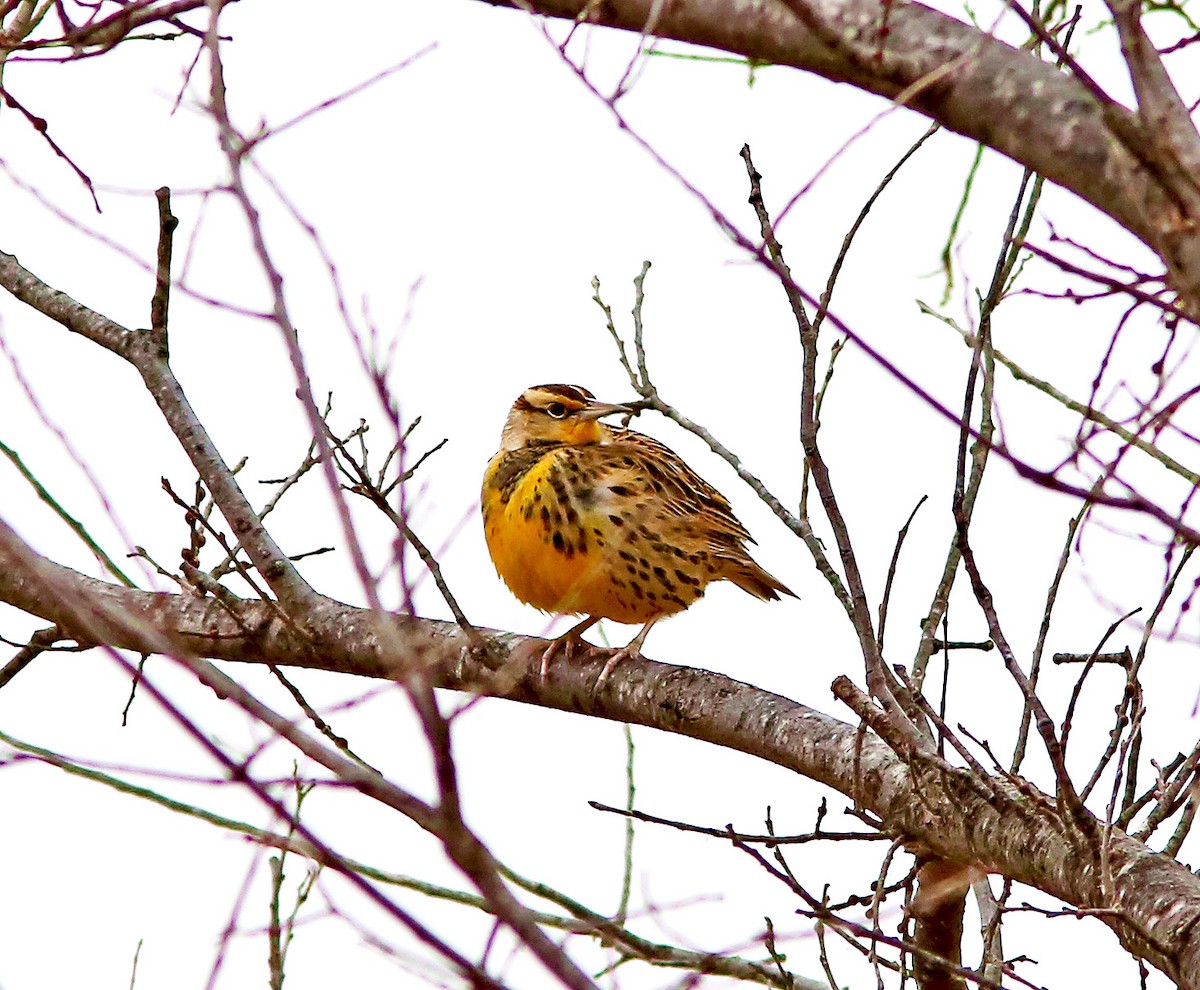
[{"x1": 149, "y1": 185, "x2": 177, "y2": 357}]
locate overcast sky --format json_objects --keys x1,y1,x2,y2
[{"x1": 0, "y1": 2, "x2": 1195, "y2": 988}]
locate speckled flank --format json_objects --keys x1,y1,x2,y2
[{"x1": 481, "y1": 384, "x2": 794, "y2": 631}]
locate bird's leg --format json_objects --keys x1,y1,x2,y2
[
  {"x1": 596, "y1": 615, "x2": 662, "y2": 686},
  {"x1": 541, "y1": 615, "x2": 601, "y2": 679}
]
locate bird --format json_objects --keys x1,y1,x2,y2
[{"x1": 481, "y1": 383, "x2": 795, "y2": 684}]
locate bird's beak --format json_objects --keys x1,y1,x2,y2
[{"x1": 579, "y1": 399, "x2": 634, "y2": 421}]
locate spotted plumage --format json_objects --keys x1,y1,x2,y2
[{"x1": 481, "y1": 384, "x2": 794, "y2": 681}]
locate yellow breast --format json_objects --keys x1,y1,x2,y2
[
  {"x1": 482, "y1": 385, "x2": 793, "y2": 644},
  {"x1": 482, "y1": 448, "x2": 595, "y2": 614},
  {"x1": 483, "y1": 444, "x2": 688, "y2": 624}
]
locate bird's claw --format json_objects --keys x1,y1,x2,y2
[
  {"x1": 594, "y1": 647, "x2": 640, "y2": 688},
  {"x1": 540, "y1": 634, "x2": 580, "y2": 680}
]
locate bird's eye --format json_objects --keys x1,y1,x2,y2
[{"x1": 546, "y1": 403, "x2": 567, "y2": 419}]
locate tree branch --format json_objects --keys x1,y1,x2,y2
[
  {"x1": 0, "y1": 248, "x2": 320, "y2": 611},
  {"x1": 477, "y1": 0, "x2": 1200, "y2": 309},
  {"x1": 2, "y1": 530, "x2": 1199, "y2": 986}
]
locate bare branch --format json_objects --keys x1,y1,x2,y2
[
  {"x1": 0, "y1": 248, "x2": 320, "y2": 609},
  {"x1": 3, "y1": 523, "x2": 1200, "y2": 983},
  {"x1": 477, "y1": 0, "x2": 1200, "y2": 308}
]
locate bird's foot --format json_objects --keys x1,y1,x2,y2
[
  {"x1": 539, "y1": 634, "x2": 579, "y2": 679},
  {"x1": 592, "y1": 616, "x2": 661, "y2": 689},
  {"x1": 540, "y1": 617, "x2": 601, "y2": 680},
  {"x1": 595, "y1": 647, "x2": 641, "y2": 688}
]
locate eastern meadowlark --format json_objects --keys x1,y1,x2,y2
[{"x1": 482, "y1": 384, "x2": 794, "y2": 682}]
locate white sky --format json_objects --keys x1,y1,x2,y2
[{"x1": 0, "y1": 1, "x2": 1196, "y2": 988}]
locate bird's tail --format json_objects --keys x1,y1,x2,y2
[{"x1": 726, "y1": 559, "x2": 796, "y2": 602}]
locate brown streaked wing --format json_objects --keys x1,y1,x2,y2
[{"x1": 607, "y1": 428, "x2": 755, "y2": 543}]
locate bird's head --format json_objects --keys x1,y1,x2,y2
[{"x1": 499, "y1": 384, "x2": 632, "y2": 451}]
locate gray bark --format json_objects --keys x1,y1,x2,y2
[
  {"x1": 478, "y1": 0, "x2": 1200, "y2": 311},
  {"x1": 2, "y1": 534, "x2": 1199, "y2": 986}
]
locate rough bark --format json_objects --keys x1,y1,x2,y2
[
  {"x1": 2, "y1": 531, "x2": 1199, "y2": 987},
  {"x1": 479, "y1": 0, "x2": 1200, "y2": 311},
  {"x1": 912, "y1": 860, "x2": 973, "y2": 990},
  {"x1": 3, "y1": 8, "x2": 1200, "y2": 975}
]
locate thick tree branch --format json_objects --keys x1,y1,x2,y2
[
  {"x1": 0, "y1": 518, "x2": 602, "y2": 990},
  {"x1": 480, "y1": 0, "x2": 1200, "y2": 310},
  {"x1": 0, "y1": 249, "x2": 320, "y2": 611},
  {"x1": 2, "y1": 534, "x2": 1199, "y2": 987},
  {"x1": 912, "y1": 859, "x2": 977, "y2": 990}
]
